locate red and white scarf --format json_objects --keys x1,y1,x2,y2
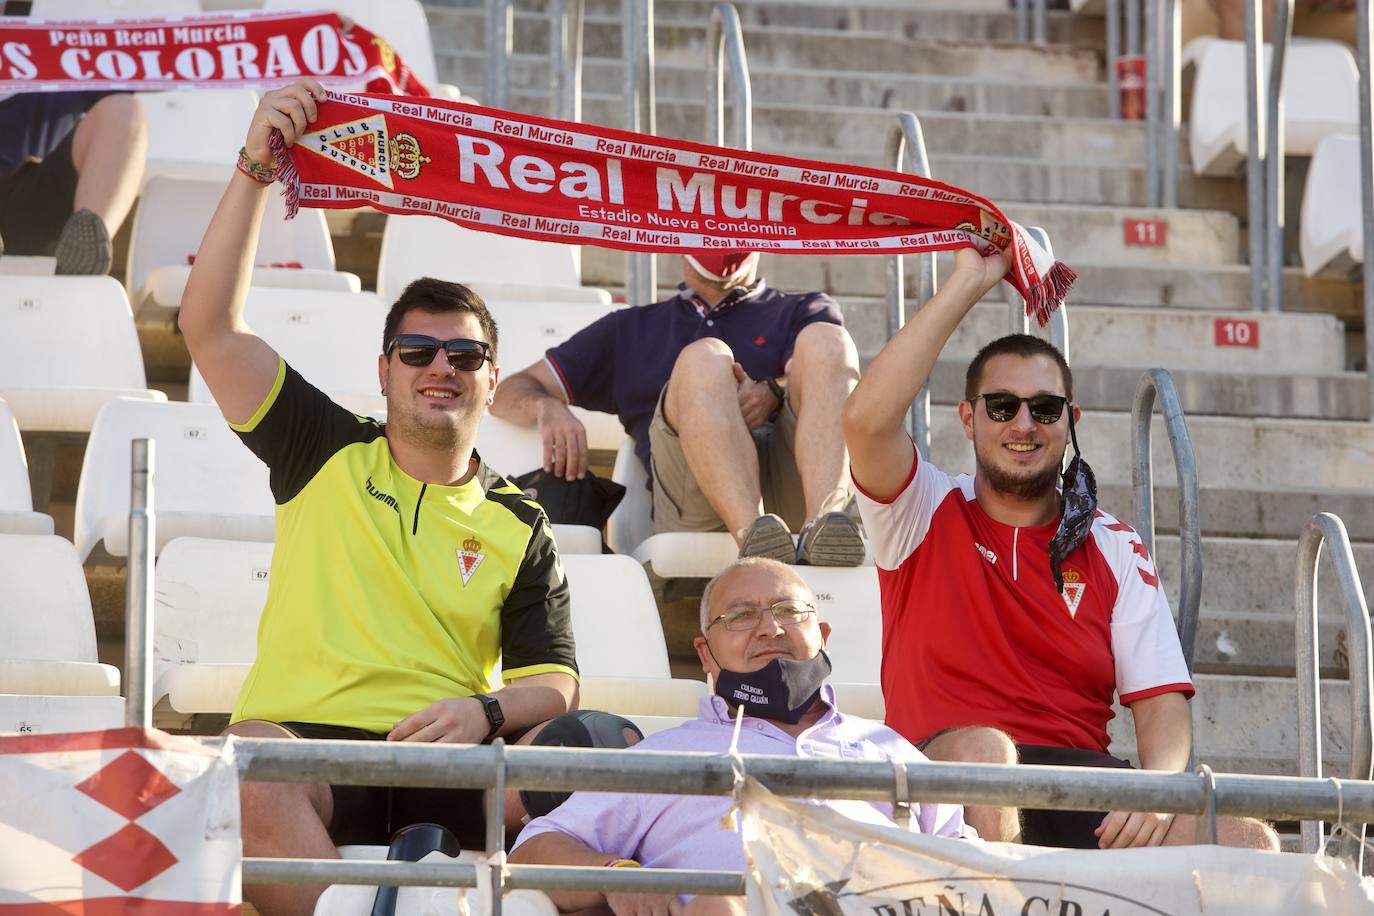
[
  {"x1": 0, "y1": 9, "x2": 428, "y2": 96},
  {"x1": 274, "y1": 90, "x2": 1074, "y2": 321}
]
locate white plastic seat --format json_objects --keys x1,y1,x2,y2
[
  {"x1": 137, "y1": 89, "x2": 260, "y2": 185},
  {"x1": 830, "y1": 682, "x2": 885, "y2": 721},
  {"x1": 0, "y1": 257, "x2": 55, "y2": 276},
  {"x1": 1301, "y1": 133, "x2": 1363, "y2": 277},
  {"x1": 1189, "y1": 38, "x2": 1359, "y2": 176},
  {"x1": 0, "y1": 276, "x2": 165, "y2": 433},
  {"x1": 0, "y1": 695, "x2": 124, "y2": 735},
  {"x1": 377, "y1": 214, "x2": 610, "y2": 305},
  {"x1": 128, "y1": 175, "x2": 348, "y2": 315},
  {"x1": 792, "y1": 567, "x2": 883, "y2": 686},
  {"x1": 188, "y1": 289, "x2": 389, "y2": 417},
  {"x1": 0, "y1": 400, "x2": 54, "y2": 536},
  {"x1": 0, "y1": 534, "x2": 120, "y2": 698},
  {"x1": 74, "y1": 400, "x2": 274, "y2": 562},
  {"x1": 607, "y1": 439, "x2": 655, "y2": 557}
]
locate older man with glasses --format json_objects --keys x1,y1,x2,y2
[
  {"x1": 842, "y1": 247, "x2": 1278, "y2": 854},
  {"x1": 508, "y1": 557, "x2": 975, "y2": 916}
]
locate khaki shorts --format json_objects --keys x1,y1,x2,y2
[{"x1": 648, "y1": 382, "x2": 806, "y2": 533}]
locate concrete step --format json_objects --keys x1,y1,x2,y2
[
  {"x1": 1107, "y1": 674, "x2": 1352, "y2": 777},
  {"x1": 430, "y1": 16, "x2": 1104, "y2": 82},
  {"x1": 925, "y1": 405, "x2": 1374, "y2": 494},
  {"x1": 567, "y1": 96, "x2": 1177, "y2": 168}
]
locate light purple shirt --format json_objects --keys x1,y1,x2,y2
[{"x1": 512, "y1": 685, "x2": 975, "y2": 876}]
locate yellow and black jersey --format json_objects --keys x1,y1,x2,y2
[{"x1": 228, "y1": 359, "x2": 577, "y2": 734}]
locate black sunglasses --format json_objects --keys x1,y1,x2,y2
[
  {"x1": 386, "y1": 334, "x2": 492, "y2": 371},
  {"x1": 970, "y1": 393, "x2": 1069, "y2": 424}
]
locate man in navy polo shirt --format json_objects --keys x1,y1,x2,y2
[{"x1": 491, "y1": 251, "x2": 865, "y2": 564}]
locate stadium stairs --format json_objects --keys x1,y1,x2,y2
[{"x1": 412, "y1": 0, "x2": 1372, "y2": 780}]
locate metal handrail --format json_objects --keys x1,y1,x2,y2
[
  {"x1": 1264, "y1": 0, "x2": 1294, "y2": 312},
  {"x1": 550, "y1": 0, "x2": 585, "y2": 122},
  {"x1": 1130, "y1": 369, "x2": 1201, "y2": 670},
  {"x1": 1013, "y1": 0, "x2": 1046, "y2": 45},
  {"x1": 1106, "y1": 0, "x2": 1121, "y2": 119},
  {"x1": 1294, "y1": 513, "x2": 1374, "y2": 864},
  {"x1": 124, "y1": 439, "x2": 154, "y2": 728},
  {"x1": 623, "y1": 0, "x2": 656, "y2": 306},
  {"x1": 706, "y1": 3, "x2": 751, "y2": 150},
  {"x1": 1358, "y1": 0, "x2": 1374, "y2": 419},
  {"x1": 1161, "y1": 0, "x2": 1180, "y2": 208},
  {"x1": 885, "y1": 113, "x2": 934, "y2": 459},
  {"x1": 484, "y1": 0, "x2": 512, "y2": 110},
  {"x1": 228, "y1": 736, "x2": 1374, "y2": 893},
  {"x1": 1243, "y1": 0, "x2": 1266, "y2": 308}
]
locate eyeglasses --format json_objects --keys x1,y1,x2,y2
[
  {"x1": 386, "y1": 335, "x2": 492, "y2": 372},
  {"x1": 707, "y1": 599, "x2": 816, "y2": 632},
  {"x1": 970, "y1": 393, "x2": 1069, "y2": 424}
]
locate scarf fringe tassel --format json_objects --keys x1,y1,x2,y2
[
  {"x1": 1024, "y1": 260, "x2": 1079, "y2": 327},
  {"x1": 271, "y1": 131, "x2": 302, "y2": 220}
]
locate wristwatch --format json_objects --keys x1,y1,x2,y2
[
  {"x1": 471, "y1": 693, "x2": 505, "y2": 740},
  {"x1": 764, "y1": 376, "x2": 786, "y2": 406}
]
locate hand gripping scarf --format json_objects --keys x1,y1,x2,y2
[{"x1": 271, "y1": 90, "x2": 1077, "y2": 322}]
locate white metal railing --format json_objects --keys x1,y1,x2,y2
[
  {"x1": 124, "y1": 438, "x2": 154, "y2": 728},
  {"x1": 1012, "y1": 0, "x2": 1047, "y2": 45},
  {"x1": 1264, "y1": 0, "x2": 1295, "y2": 312},
  {"x1": 885, "y1": 113, "x2": 934, "y2": 459},
  {"x1": 624, "y1": 0, "x2": 656, "y2": 307},
  {"x1": 1294, "y1": 513, "x2": 1374, "y2": 864},
  {"x1": 1130, "y1": 370, "x2": 1202, "y2": 671},
  {"x1": 1358, "y1": 0, "x2": 1374, "y2": 416},
  {"x1": 484, "y1": 0, "x2": 512, "y2": 110},
  {"x1": 550, "y1": 0, "x2": 585, "y2": 122}
]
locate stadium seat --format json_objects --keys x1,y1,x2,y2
[
  {"x1": 0, "y1": 695, "x2": 124, "y2": 735},
  {"x1": 0, "y1": 534, "x2": 120, "y2": 698},
  {"x1": 74, "y1": 400, "x2": 274, "y2": 563},
  {"x1": 1188, "y1": 38, "x2": 1358, "y2": 176},
  {"x1": 376, "y1": 214, "x2": 612, "y2": 306},
  {"x1": 477, "y1": 413, "x2": 546, "y2": 481},
  {"x1": 0, "y1": 276, "x2": 165, "y2": 433},
  {"x1": 1300, "y1": 133, "x2": 1363, "y2": 277},
  {"x1": 829, "y1": 682, "x2": 885, "y2": 721},
  {"x1": 0, "y1": 257, "x2": 55, "y2": 277},
  {"x1": 127, "y1": 175, "x2": 356, "y2": 317},
  {"x1": 793, "y1": 566, "x2": 883, "y2": 685},
  {"x1": 262, "y1": 0, "x2": 445, "y2": 91},
  {"x1": 606, "y1": 439, "x2": 655, "y2": 556},
  {"x1": 188, "y1": 288, "x2": 389, "y2": 417},
  {"x1": 0, "y1": 400, "x2": 55, "y2": 536},
  {"x1": 136, "y1": 89, "x2": 260, "y2": 185}
]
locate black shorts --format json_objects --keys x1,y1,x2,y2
[
  {"x1": 0, "y1": 126, "x2": 79, "y2": 256},
  {"x1": 1016, "y1": 743, "x2": 1135, "y2": 849},
  {"x1": 281, "y1": 722, "x2": 490, "y2": 849}
]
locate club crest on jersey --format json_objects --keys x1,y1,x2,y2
[
  {"x1": 301, "y1": 117, "x2": 430, "y2": 188},
  {"x1": 1061, "y1": 568, "x2": 1087, "y2": 618},
  {"x1": 457, "y1": 536, "x2": 485, "y2": 586}
]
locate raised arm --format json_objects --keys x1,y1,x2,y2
[
  {"x1": 177, "y1": 78, "x2": 323, "y2": 426},
  {"x1": 491, "y1": 361, "x2": 589, "y2": 481},
  {"x1": 841, "y1": 247, "x2": 1009, "y2": 499}
]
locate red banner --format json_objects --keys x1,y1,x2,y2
[
  {"x1": 0, "y1": 10, "x2": 428, "y2": 95},
  {"x1": 275, "y1": 90, "x2": 1074, "y2": 321}
]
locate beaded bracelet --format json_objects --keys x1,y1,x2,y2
[{"x1": 236, "y1": 146, "x2": 277, "y2": 184}]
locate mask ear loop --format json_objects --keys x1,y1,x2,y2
[{"x1": 1065, "y1": 402, "x2": 1082, "y2": 463}]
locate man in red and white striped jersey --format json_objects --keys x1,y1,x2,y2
[{"x1": 842, "y1": 247, "x2": 1276, "y2": 852}]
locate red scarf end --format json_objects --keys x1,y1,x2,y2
[
  {"x1": 270, "y1": 131, "x2": 301, "y2": 220},
  {"x1": 1024, "y1": 260, "x2": 1078, "y2": 327}
]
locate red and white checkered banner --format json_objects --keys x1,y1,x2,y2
[
  {"x1": 0, "y1": 9, "x2": 428, "y2": 95},
  {"x1": 0, "y1": 728, "x2": 240, "y2": 914},
  {"x1": 273, "y1": 90, "x2": 1076, "y2": 323}
]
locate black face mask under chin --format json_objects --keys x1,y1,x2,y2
[
  {"x1": 710, "y1": 647, "x2": 832, "y2": 725},
  {"x1": 1050, "y1": 408, "x2": 1098, "y2": 592}
]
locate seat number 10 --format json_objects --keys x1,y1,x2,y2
[{"x1": 1215, "y1": 318, "x2": 1259, "y2": 348}]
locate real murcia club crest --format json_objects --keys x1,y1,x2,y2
[
  {"x1": 301, "y1": 117, "x2": 430, "y2": 188},
  {"x1": 1061, "y1": 568, "x2": 1086, "y2": 619},
  {"x1": 457, "y1": 536, "x2": 485, "y2": 586}
]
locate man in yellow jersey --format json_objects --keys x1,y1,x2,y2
[{"x1": 179, "y1": 79, "x2": 607, "y2": 916}]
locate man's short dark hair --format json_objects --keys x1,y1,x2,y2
[
  {"x1": 964, "y1": 334, "x2": 1072, "y2": 401},
  {"x1": 382, "y1": 277, "x2": 499, "y2": 359}
]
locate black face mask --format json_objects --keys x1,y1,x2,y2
[
  {"x1": 1050, "y1": 409, "x2": 1098, "y2": 593},
  {"x1": 711, "y1": 648, "x2": 832, "y2": 725}
]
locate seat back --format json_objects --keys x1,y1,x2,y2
[
  {"x1": 607, "y1": 439, "x2": 653, "y2": 556},
  {"x1": 0, "y1": 401, "x2": 33, "y2": 515},
  {"x1": 486, "y1": 299, "x2": 616, "y2": 377},
  {"x1": 0, "y1": 276, "x2": 147, "y2": 392},
  {"x1": 155, "y1": 537, "x2": 271, "y2": 669},
  {"x1": 377, "y1": 215, "x2": 583, "y2": 302},
  {"x1": 74, "y1": 400, "x2": 274, "y2": 561},
  {"x1": 137, "y1": 89, "x2": 260, "y2": 184},
  {"x1": 792, "y1": 566, "x2": 883, "y2": 685},
  {"x1": 189, "y1": 289, "x2": 387, "y2": 413},
  {"x1": 1301, "y1": 132, "x2": 1363, "y2": 277},
  {"x1": 128, "y1": 175, "x2": 335, "y2": 300},
  {"x1": 561, "y1": 554, "x2": 672, "y2": 678},
  {"x1": 476, "y1": 413, "x2": 546, "y2": 481},
  {"x1": 0, "y1": 535, "x2": 99, "y2": 664},
  {"x1": 263, "y1": 0, "x2": 440, "y2": 88}
]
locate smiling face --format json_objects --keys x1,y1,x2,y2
[
  {"x1": 377, "y1": 308, "x2": 499, "y2": 454},
  {"x1": 694, "y1": 561, "x2": 831, "y2": 680},
  {"x1": 959, "y1": 352, "x2": 1077, "y2": 501}
]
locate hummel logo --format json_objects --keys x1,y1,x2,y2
[{"x1": 976, "y1": 542, "x2": 997, "y2": 565}]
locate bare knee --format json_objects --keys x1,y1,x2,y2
[
  {"x1": 1218, "y1": 816, "x2": 1281, "y2": 852},
  {"x1": 671, "y1": 336, "x2": 736, "y2": 384},
  {"x1": 790, "y1": 321, "x2": 857, "y2": 371},
  {"x1": 922, "y1": 726, "x2": 1018, "y2": 766}
]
